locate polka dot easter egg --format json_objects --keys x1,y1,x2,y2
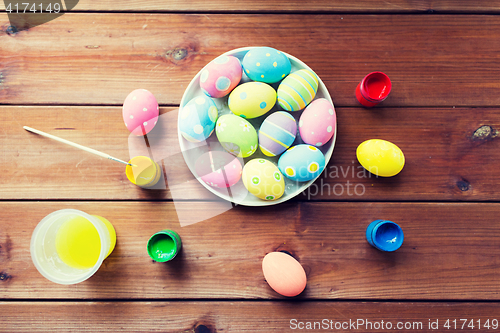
[
  {"x1": 242, "y1": 159, "x2": 285, "y2": 201},
  {"x1": 299, "y1": 98, "x2": 336, "y2": 147},
  {"x1": 216, "y1": 114, "x2": 258, "y2": 158},
  {"x1": 242, "y1": 47, "x2": 291, "y2": 84},
  {"x1": 277, "y1": 69, "x2": 319, "y2": 112},
  {"x1": 228, "y1": 82, "x2": 276, "y2": 119},
  {"x1": 278, "y1": 144, "x2": 326, "y2": 182},
  {"x1": 179, "y1": 95, "x2": 219, "y2": 142},
  {"x1": 195, "y1": 151, "x2": 243, "y2": 188},
  {"x1": 259, "y1": 111, "x2": 297, "y2": 157},
  {"x1": 200, "y1": 55, "x2": 242, "y2": 98},
  {"x1": 122, "y1": 89, "x2": 159, "y2": 136}
]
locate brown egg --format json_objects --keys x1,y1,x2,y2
[{"x1": 262, "y1": 252, "x2": 307, "y2": 297}]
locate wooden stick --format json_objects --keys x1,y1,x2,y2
[{"x1": 23, "y1": 126, "x2": 134, "y2": 167}]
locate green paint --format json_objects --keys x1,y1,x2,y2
[
  {"x1": 150, "y1": 236, "x2": 175, "y2": 260},
  {"x1": 147, "y1": 230, "x2": 181, "y2": 262}
]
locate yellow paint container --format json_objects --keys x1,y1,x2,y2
[{"x1": 125, "y1": 156, "x2": 161, "y2": 188}]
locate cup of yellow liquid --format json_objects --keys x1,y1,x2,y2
[{"x1": 30, "y1": 209, "x2": 117, "y2": 284}]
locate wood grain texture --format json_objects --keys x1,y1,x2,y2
[
  {"x1": 2, "y1": 14, "x2": 500, "y2": 107},
  {"x1": 1, "y1": 301, "x2": 500, "y2": 332},
  {"x1": 1, "y1": 202, "x2": 500, "y2": 300},
  {"x1": 2, "y1": 106, "x2": 499, "y2": 201},
  {"x1": 2, "y1": 1, "x2": 500, "y2": 13}
]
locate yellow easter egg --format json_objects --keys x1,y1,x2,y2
[
  {"x1": 228, "y1": 82, "x2": 276, "y2": 119},
  {"x1": 356, "y1": 139, "x2": 405, "y2": 177},
  {"x1": 242, "y1": 159, "x2": 285, "y2": 201}
]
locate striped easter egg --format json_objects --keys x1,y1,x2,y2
[
  {"x1": 259, "y1": 111, "x2": 297, "y2": 157},
  {"x1": 277, "y1": 69, "x2": 319, "y2": 112}
]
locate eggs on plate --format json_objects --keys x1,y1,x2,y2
[
  {"x1": 179, "y1": 46, "x2": 336, "y2": 202},
  {"x1": 242, "y1": 159, "x2": 285, "y2": 201}
]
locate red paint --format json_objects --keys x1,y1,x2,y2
[{"x1": 355, "y1": 72, "x2": 391, "y2": 107}]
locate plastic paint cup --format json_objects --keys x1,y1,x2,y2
[
  {"x1": 355, "y1": 72, "x2": 392, "y2": 107},
  {"x1": 126, "y1": 156, "x2": 162, "y2": 188},
  {"x1": 30, "y1": 209, "x2": 116, "y2": 284},
  {"x1": 366, "y1": 220, "x2": 404, "y2": 252},
  {"x1": 147, "y1": 230, "x2": 182, "y2": 262}
]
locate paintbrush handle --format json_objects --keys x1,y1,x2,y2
[{"x1": 23, "y1": 126, "x2": 132, "y2": 166}]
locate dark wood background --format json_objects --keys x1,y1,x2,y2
[{"x1": 1, "y1": 1, "x2": 500, "y2": 332}]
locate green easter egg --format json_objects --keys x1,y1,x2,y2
[{"x1": 216, "y1": 114, "x2": 258, "y2": 158}]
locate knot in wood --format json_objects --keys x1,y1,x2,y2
[
  {"x1": 456, "y1": 179, "x2": 470, "y2": 191},
  {"x1": 6, "y1": 25, "x2": 18, "y2": 36},
  {"x1": 195, "y1": 324, "x2": 212, "y2": 333},
  {"x1": 472, "y1": 125, "x2": 496, "y2": 141},
  {"x1": 172, "y1": 48, "x2": 188, "y2": 61}
]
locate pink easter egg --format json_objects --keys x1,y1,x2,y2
[
  {"x1": 299, "y1": 98, "x2": 336, "y2": 147},
  {"x1": 195, "y1": 151, "x2": 243, "y2": 188},
  {"x1": 122, "y1": 89, "x2": 159, "y2": 136},
  {"x1": 200, "y1": 55, "x2": 242, "y2": 98},
  {"x1": 262, "y1": 252, "x2": 307, "y2": 297}
]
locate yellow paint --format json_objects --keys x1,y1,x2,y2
[
  {"x1": 55, "y1": 215, "x2": 115, "y2": 269},
  {"x1": 125, "y1": 156, "x2": 160, "y2": 187}
]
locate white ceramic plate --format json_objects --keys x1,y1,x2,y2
[{"x1": 178, "y1": 47, "x2": 336, "y2": 206}]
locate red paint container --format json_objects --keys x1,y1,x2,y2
[{"x1": 355, "y1": 72, "x2": 392, "y2": 107}]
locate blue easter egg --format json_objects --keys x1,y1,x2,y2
[
  {"x1": 278, "y1": 144, "x2": 325, "y2": 182},
  {"x1": 179, "y1": 95, "x2": 219, "y2": 142},
  {"x1": 242, "y1": 47, "x2": 291, "y2": 84}
]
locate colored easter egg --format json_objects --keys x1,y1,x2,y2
[
  {"x1": 262, "y1": 252, "x2": 307, "y2": 297},
  {"x1": 299, "y1": 98, "x2": 336, "y2": 147},
  {"x1": 242, "y1": 47, "x2": 291, "y2": 84},
  {"x1": 216, "y1": 114, "x2": 258, "y2": 158},
  {"x1": 122, "y1": 89, "x2": 159, "y2": 136},
  {"x1": 242, "y1": 159, "x2": 285, "y2": 201},
  {"x1": 259, "y1": 111, "x2": 297, "y2": 157},
  {"x1": 228, "y1": 82, "x2": 276, "y2": 119},
  {"x1": 356, "y1": 139, "x2": 405, "y2": 177},
  {"x1": 179, "y1": 95, "x2": 219, "y2": 142},
  {"x1": 195, "y1": 151, "x2": 242, "y2": 188},
  {"x1": 278, "y1": 144, "x2": 325, "y2": 182},
  {"x1": 200, "y1": 55, "x2": 242, "y2": 98},
  {"x1": 277, "y1": 69, "x2": 319, "y2": 112}
]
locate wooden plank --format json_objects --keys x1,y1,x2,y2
[
  {"x1": 1, "y1": 301, "x2": 500, "y2": 332},
  {"x1": 2, "y1": 106, "x2": 499, "y2": 201},
  {"x1": 2, "y1": 14, "x2": 500, "y2": 107},
  {"x1": 1, "y1": 202, "x2": 500, "y2": 299},
  {"x1": 2, "y1": 0, "x2": 500, "y2": 13},
  {"x1": 0, "y1": 106, "x2": 213, "y2": 200},
  {"x1": 305, "y1": 105, "x2": 500, "y2": 201}
]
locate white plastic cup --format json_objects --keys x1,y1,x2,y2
[{"x1": 30, "y1": 209, "x2": 116, "y2": 285}]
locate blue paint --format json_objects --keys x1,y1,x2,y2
[{"x1": 366, "y1": 220, "x2": 404, "y2": 252}]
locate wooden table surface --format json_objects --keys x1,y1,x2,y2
[{"x1": 2, "y1": 1, "x2": 500, "y2": 332}]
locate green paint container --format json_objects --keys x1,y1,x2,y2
[{"x1": 147, "y1": 230, "x2": 182, "y2": 262}]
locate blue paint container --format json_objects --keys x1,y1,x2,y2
[{"x1": 366, "y1": 220, "x2": 404, "y2": 252}]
